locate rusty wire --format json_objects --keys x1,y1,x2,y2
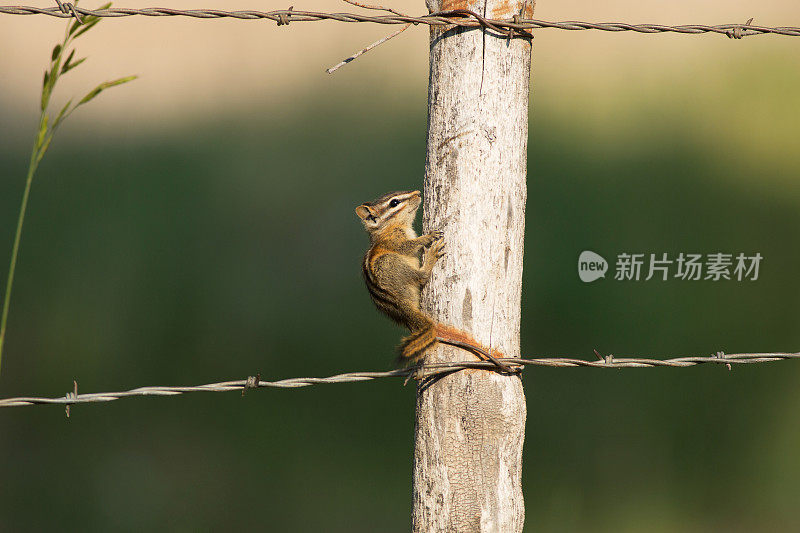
[
  {"x1": 0, "y1": 351, "x2": 797, "y2": 411},
  {"x1": 1, "y1": 5, "x2": 799, "y2": 39}
]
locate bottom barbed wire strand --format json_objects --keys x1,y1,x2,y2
[{"x1": 0, "y1": 352, "x2": 797, "y2": 410}]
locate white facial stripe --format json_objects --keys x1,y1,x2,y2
[{"x1": 382, "y1": 203, "x2": 406, "y2": 222}]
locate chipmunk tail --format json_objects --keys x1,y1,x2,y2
[
  {"x1": 434, "y1": 324, "x2": 483, "y2": 348},
  {"x1": 399, "y1": 322, "x2": 516, "y2": 374},
  {"x1": 399, "y1": 322, "x2": 495, "y2": 362}
]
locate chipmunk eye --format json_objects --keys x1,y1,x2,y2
[{"x1": 389, "y1": 199, "x2": 401, "y2": 208}]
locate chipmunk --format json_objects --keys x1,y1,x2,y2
[{"x1": 355, "y1": 190, "x2": 513, "y2": 371}]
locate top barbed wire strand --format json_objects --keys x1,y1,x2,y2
[
  {"x1": 1, "y1": 6, "x2": 799, "y2": 38},
  {"x1": 0, "y1": 352, "x2": 798, "y2": 409}
]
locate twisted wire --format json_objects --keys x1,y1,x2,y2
[
  {"x1": 1, "y1": 352, "x2": 797, "y2": 409},
  {"x1": 0, "y1": 6, "x2": 798, "y2": 39}
]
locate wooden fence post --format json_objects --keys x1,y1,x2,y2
[{"x1": 412, "y1": 1, "x2": 534, "y2": 531}]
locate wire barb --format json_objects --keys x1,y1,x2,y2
[
  {"x1": 1, "y1": 351, "x2": 797, "y2": 410},
  {"x1": 242, "y1": 373, "x2": 261, "y2": 396},
  {"x1": 727, "y1": 17, "x2": 754, "y2": 39},
  {"x1": 716, "y1": 351, "x2": 732, "y2": 371},
  {"x1": 64, "y1": 379, "x2": 77, "y2": 417},
  {"x1": 54, "y1": 0, "x2": 83, "y2": 24},
  {"x1": 276, "y1": 5, "x2": 292, "y2": 26}
]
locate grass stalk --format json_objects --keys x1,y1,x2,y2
[{"x1": 0, "y1": 2, "x2": 136, "y2": 376}]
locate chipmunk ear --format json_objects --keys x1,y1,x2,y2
[{"x1": 355, "y1": 204, "x2": 375, "y2": 221}]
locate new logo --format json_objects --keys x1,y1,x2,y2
[{"x1": 578, "y1": 251, "x2": 608, "y2": 283}]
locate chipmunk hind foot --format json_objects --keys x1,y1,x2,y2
[{"x1": 398, "y1": 326, "x2": 439, "y2": 364}]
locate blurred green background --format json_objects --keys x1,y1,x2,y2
[{"x1": 1, "y1": 2, "x2": 799, "y2": 531}]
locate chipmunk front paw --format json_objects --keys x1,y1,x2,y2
[
  {"x1": 422, "y1": 230, "x2": 444, "y2": 247},
  {"x1": 430, "y1": 237, "x2": 446, "y2": 259}
]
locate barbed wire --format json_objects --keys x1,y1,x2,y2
[
  {"x1": 1, "y1": 351, "x2": 797, "y2": 412},
  {"x1": 1, "y1": 5, "x2": 799, "y2": 39}
]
